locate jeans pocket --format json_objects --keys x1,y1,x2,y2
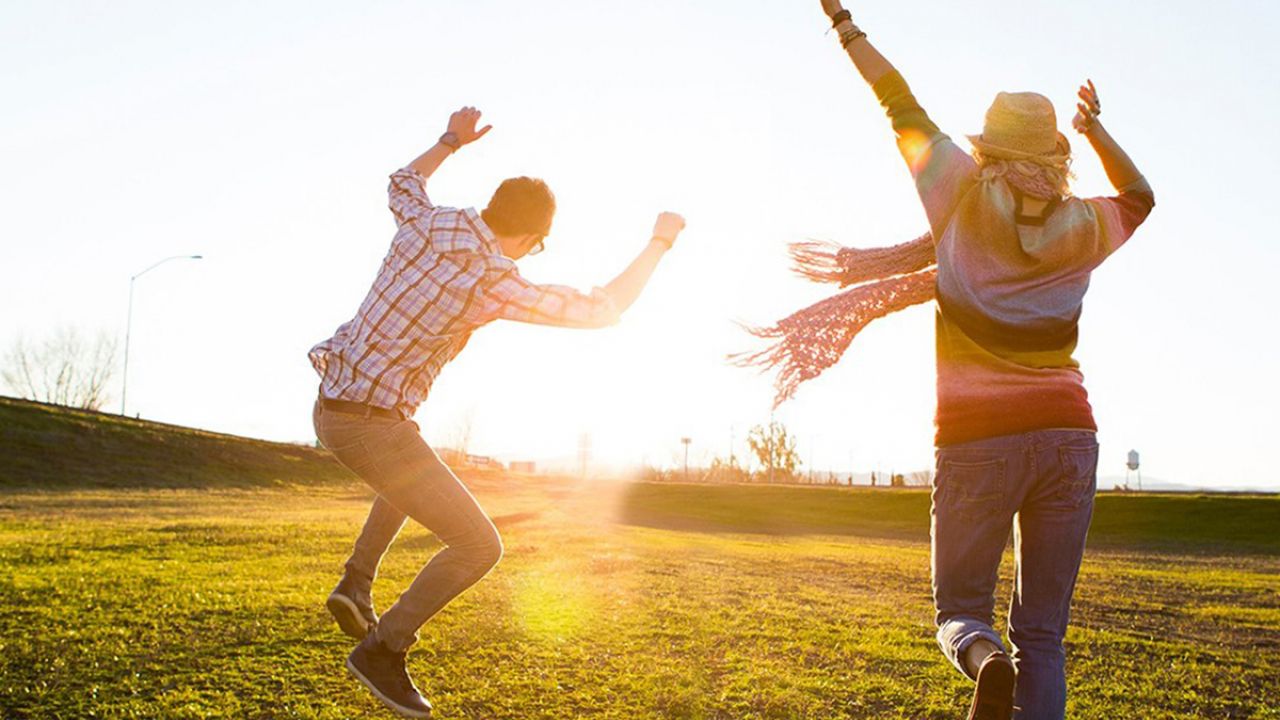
[
  {"x1": 316, "y1": 413, "x2": 385, "y2": 476},
  {"x1": 937, "y1": 457, "x2": 1007, "y2": 520},
  {"x1": 327, "y1": 438, "x2": 377, "y2": 475},
  {"x1": 1056, "y1": 443, "x2": 1099, "y2": 508},
  {"x1": 362, "y1": 421, "x2": 424, "y2": 464}
]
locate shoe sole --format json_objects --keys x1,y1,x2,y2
[
  {"x1": 326, "y1": 593, "x2": 370, "y2": 640},
  {"x1": 968, "y1": 655, "x2": 1016, "y2": 720},
  {"x1": 346, "y1": 656, "x2": 432, "y2": 718}
]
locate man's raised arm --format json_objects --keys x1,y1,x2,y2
[
  {"x1": 602, "y1": 212, "x2": 685, "y2": 314},
  {"x1": 407, "y1": 106, "x2": 492, "y2": 181},
  {"x1": 480, "y1": 213, "x2": 687, "y2": 329},
  {"x1": 389, "y1": 107, "x2": 492, "y2": 227}
]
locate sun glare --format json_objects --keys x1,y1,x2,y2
[{"x1": 511, "y1": 559, "x2": 598, "y2": 642}]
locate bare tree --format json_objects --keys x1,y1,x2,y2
[
  {"x1": 2, "y1": 328, "x2": 118, "y2": 410},
  {"x1": 449, "y1": 407, "x2": 476, "y2": 457}
]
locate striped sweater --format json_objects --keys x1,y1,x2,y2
[{"x1": 872, "y1": 71, "x2": 1155, "y2": 446}]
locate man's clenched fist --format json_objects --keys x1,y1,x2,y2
[{"x1": 652, "y1": 212, "x2": 686, "y2": 246}]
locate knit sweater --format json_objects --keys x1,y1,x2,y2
[{"x1": 872, "y1": 71, "x2": 1155, "y2": 446}]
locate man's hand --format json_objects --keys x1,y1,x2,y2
[
  {"x1": 1071, "y1": 80, "x2": 1101, "y2": 134},
  {"x1": 408, "y1": 107, "x2": 490, "y2": 179},
  {"x1": 820, "y1": 0, "x2": 845, "y2": 20},
  {"x1": 602, "y1": 212, "x2": 685, "y2": 313},
  {"x1": 652, "y1": 212, "x2": 686, "y2": 246},
  {"x1": 445, "y1": 106, "x2": 493, "y2": 147}
]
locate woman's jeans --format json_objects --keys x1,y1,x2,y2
[
  {"x1": 932, "y1": 429, "x2": 1098, "y2": 720},
  {"x1": 313, "y1": 400, "x2": 503, "y2": 653}
]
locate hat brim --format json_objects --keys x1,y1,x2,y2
[{"x1": 967, "y1": 132, "x2": 1070, "y2": 164}]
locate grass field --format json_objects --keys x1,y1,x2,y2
[
  {"x1": 1, "y1": 398, "x2": 1277, "y2": 718},
  {"x1": 1, "y1": 474, "x2": 1278, "y2": 719}
]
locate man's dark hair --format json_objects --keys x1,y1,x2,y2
[{"x1": 480, "y1": 177, "x2": 555, "y2": 237}]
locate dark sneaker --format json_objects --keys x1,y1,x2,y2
[
  {"x1": 346, "y1": 634, "x2": 433, "y2": 718},
  {"x1": 968, "y1": 652, "x2": 1016, "y2": 720},
  {"x1": 326, "y1": 574, "x2": 378, "y2": 640}
]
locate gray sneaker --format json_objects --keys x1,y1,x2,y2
[
  {"x1": 968, "y1": 652, "x2": 1016, "y2": 720},
  {"x1": 346, "y1": 634, "x2": 433, "y2": 718},
  {"x1": 326, "y1": 574, "x2": 378, "y2": 640}
]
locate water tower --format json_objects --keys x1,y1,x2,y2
[{"x1": 1125, "y1": 449, "x2": 1141, "y2": 491}]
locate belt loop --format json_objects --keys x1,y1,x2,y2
[{"x1": 363, "y1": 404, "x2": 373, "y2": 420}]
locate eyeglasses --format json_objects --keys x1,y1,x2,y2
[{"x1": 525, "y1": 235, "x2": 546, "y2": 256}]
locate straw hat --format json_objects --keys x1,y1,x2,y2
[{"x1": 967, "y1": 91, "x2": 1070, "y2": 164}]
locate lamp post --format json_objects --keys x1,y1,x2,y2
[
  {"x1": 680, "y1": 437, "x2": 691, "y2": 481},
  {"x1": 121, "y1": 255, "x2": 203, "y2": 415}
]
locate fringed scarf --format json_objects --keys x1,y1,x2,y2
[
  {"x1": 736, "y1": 163, "x2": 1067, "y2": 407},
  {"x1": 733, "y1": 233, "x2": 937, "y2": 406}
]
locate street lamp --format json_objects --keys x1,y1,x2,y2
[
  {"x1": 121, "y1": 255, "x2": 203, "y2": 415},
  {"x1": 680, "y1": 437, "x2": 692, "y2": 481}
]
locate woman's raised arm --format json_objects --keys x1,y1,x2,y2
[
  {"x1": 1072, "y1": 81, "x2": 1150, "y2": 193},
  {"x1": 820, "y1": 0, "x2": 895, "y2": 87}
]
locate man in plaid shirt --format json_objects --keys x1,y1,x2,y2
[{"x1": 310, "y1": 107, "x2": 685, "y2": 717}]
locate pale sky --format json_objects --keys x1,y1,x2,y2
[{"x1": 3, "y1": 1, "x2": 1278, "y2": 489}]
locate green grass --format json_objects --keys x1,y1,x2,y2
[
  {"x1": 1, "y1": 399, "x2": 1277, "y2": 717},
  {"x1": 1, "y1": 479, "x2": 1277, "y2": 719}
]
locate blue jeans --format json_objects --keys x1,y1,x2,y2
[
  {"x1": 313, "y1": 400, "x2": 503, "y2": 652},
  {"x1": 931, "y1": 429, "x2": 1098, "y2": 720}
]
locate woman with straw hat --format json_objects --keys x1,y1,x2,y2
[{"x1": 745, "y1": 3, "x2": 1155, "y2": 719}]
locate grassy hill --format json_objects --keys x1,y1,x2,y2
[{"x1": 0, "y1": 396, "x2": 349, "y2": 488}]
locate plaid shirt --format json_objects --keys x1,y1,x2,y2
[{"x1": 309, "y1": 168, "x2": 619, "y2": 417}]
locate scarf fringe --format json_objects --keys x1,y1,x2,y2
[
  {"x1": 733, "y1": 266, "x2": 938, "y2": 407},
  {"x1": 789, "y1": 233, "x2": 935, "y2": 287}
]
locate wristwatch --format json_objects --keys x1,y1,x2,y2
[{"x1": 438, "y1": 132, "x2": 461, "y2": 151}]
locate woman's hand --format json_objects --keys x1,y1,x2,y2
[
  {"x1": 1071, "y1": 80, "x2": 1101, "y2": 134},
  {"x1": 820, "y1": 0, "x2": 845, "y2": 20},
  {"x1": 445, "y1": 106, "x2": 493, "y2": 146},
  {"x1": 1075, "y1": 79, "x2": 1146, "y2": 191}
]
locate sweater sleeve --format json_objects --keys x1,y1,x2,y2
[
  {"x1": 872, "y1": 71, "x2": 977, "y2": 238},
  {"x1": 1082, "y1": 177, "x2": 1156, "y2": 262}
]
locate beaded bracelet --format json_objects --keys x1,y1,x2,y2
[{"x1": 839, "y1": 24, "x2": 867, "y2": 48}]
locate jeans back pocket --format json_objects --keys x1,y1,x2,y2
[
  {"x1": 936, "y1": 456, "x2": 1007, "y2": 520},
  {"x1": 1055, "y1": 442, "x2": 1099, "y2": 509}
]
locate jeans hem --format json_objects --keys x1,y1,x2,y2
[{"x1": 939, "y1": 621, "x2": 1006, "y2": 680}]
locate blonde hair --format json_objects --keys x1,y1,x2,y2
[{"x1": 972, "y1": 148, "x2": 1074, "y2": 200}]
